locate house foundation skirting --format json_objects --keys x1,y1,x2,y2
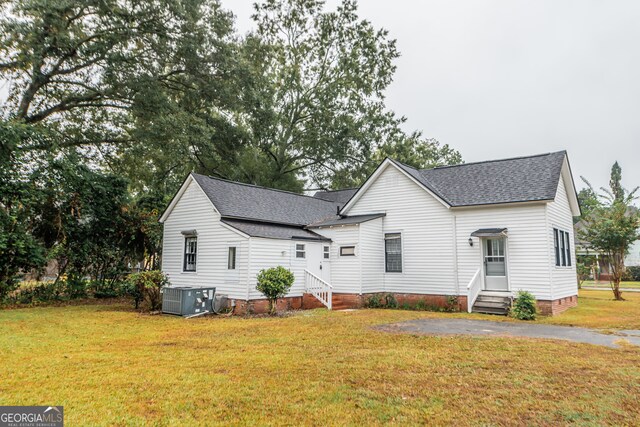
[
  {"x1": 231, "y1": 293, "x2": 576, "y2": 316},
  {"x1": 536, "y1": 295, "x2": 578, "y2": 316},
  {"x1": 232, "y1": 292, "x2": 468, "y2": 315}
]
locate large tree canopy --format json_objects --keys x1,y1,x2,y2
[
  {"x1": 0, "y1": 0, "x2": 462, "y2": 288},
  {"x1": 0, "y1": 0, "x2": 242, "y2": 166}
]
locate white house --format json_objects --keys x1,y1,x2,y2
[{"x1": 159, "y1": 151, "x2": 581, "y2": 316}]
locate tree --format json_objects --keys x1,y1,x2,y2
[
  {"x1": 579, "y1": 162, "x2": 640, "y2": 300},
  {"x1": 256, "y1": 266, "x2": 295, "y2": 314},
  {"x1": 0, "y1": 122, "x2": 48, "y2": 298},
  {"x1": 576, "y1": 186, "x2": 601, "y2": 221},
  {"x1": 0, "y1": 0, "x2": 243, "y2": 161},
  {"x1": 330, "y1": 135, "x2": 462, "y2": 189},
  {"x1": 237, "y1": 0, "x2": 403, "y2": 191}
]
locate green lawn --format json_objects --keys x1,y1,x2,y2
[
  {"x1": 1, "y1": 290, "x2": 640, "y2": 426},
  {"x1": 582, "y1": 280, "x2": 640, "y2": 289}
]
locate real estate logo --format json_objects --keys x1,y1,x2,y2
[{"x1": 0, "y1": 406, "x2": 63, "y2": 427}]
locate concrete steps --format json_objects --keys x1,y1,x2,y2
[{"x1": 472, "y1": 293, "x2": 511, "y2": 316}]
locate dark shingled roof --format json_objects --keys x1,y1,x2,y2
[
  {"x1": 307, "y1": 213, "x2": 386, "y2": 228},
  {"x1": 313, "y1": 188, "x2": 358, "y2": 205},
  {"x1": 222, "y1": 219, "x2": 330, "y2": 241},
  {"x1": 191, "y1": 174, "x2": 339, "y2": 226},
  {"x1": 389, "y1": 151, "x2": 567, "y2": 207}
]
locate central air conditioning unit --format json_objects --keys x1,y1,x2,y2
[{"x1": 161, "y1": 286, "x2": 216, "y2": 317}]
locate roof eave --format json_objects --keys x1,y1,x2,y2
[{"x1": 449, "y1": 199, "x2": 553, "y2": 210}]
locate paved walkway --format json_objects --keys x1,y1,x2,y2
[{"x1": 377, "y1": 319, "x2": 640, "y2": 348}]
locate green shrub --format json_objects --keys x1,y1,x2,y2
[
  {"x1": 510, "y1": 290, "x2": 537, "y2": 320},
  {"x1": 445, "y1": 295, "x2": 459, "y2": 312},
  {"x1": 414, "y1": 299, "x2": 443, "y2": 312},
  {"x1": 91, "y1": 280, "x2": 128, "y2": 299},
  {"x1": 256, "y1": 266, "x2": 295, "y2": 315},
  {"x1": 128, "y1": 271, "x2": 168, "y2": 312},
  {"x1": 627, "y1": 266, "x2": 640, "y2": 281},
  {"x1": 9, "y1": 281, "x2": 65, "y2": 305},
  {"x1": 384, "y1": 293, "x2": 398, "y2": 309},
  {"x1": 64, "y1": 275, "x2": 88, "y2": 299},
  {"x1": 364, "y1": 294, "x2": 384, "y2": 308},
  {"x1": 0, "y1": 278, "x2": 19, "y2": 301}
]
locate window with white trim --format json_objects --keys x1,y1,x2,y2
[
  {"x1": 323, "y1": 246, "x2": 330, "y2": 259},
  {"x1": 385, "y1": 233, "x2": 402, "y2": 273},
  {"x1": 296, "y1": 244, "x2": 306, "y2": 259},
  {"x1": 553, "y1": 228, "x2": 572, "y2": 267},
  {"x1": 183, "y1": 236, "x2": 197, "y2": 271},
  {"x1": 228, "y1": 246, "x2": 236, "y2": 270},
  {"x1": 340, "y1": 246, "x2": 356, "y2": 256}
]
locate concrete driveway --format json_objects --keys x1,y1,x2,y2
[{"x1": 376, "y1": 318, "x2": 640, "y2": 348}]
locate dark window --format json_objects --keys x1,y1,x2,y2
[
  {"x1": 228, "y1": 247, "x2": 236, "y2": 270},
  {"x1": 385, "y1": 233, "x2": 402, "y2": 273},
  {"x1": 564, "y1": 231, "x2": 572, "y2": 267},
  {"x1": 553, "y1": 228, "x2": 572, "y2": 267},
  {"x1": 296, "y1": 244, "x2": 306, "y2": 259},
  {"x1": 340, "y1": 246, "x2": 356, "y2": 256},
  {"x1": 554, "y1": 228, "x2": 560, "y2": 266},
  {"x1": 323, "y1": 246, "x2": 330, "y2": 259},
  {"x1": 560, "y1": 229, "x2": 566, "y2": 266},
  {"x1": 183, "y1": 236, "x2": 197, "y2": 271}
]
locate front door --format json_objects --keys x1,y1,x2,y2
[
  {"x1": 483, "y1": 237, "x2": 508, "y2": 291},
  {"x1": 321, "y1": 245, "x2": 331, "y2": 283}
]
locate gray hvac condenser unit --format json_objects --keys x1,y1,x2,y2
[{"x1": 161, "y1": 286, "x2": 216, "y2": 316}]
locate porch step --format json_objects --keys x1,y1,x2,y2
[{"x1": 472, "y1": 294, "x2": 511, "y2": 316}]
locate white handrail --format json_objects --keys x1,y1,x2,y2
[
  {"x1": 466, "y1": 268, "x2": 483, "y2": 313},
  {"x1": 304, "y1": 269, "x2": 333, "y2": 310}
]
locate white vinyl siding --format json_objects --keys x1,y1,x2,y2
[
  {"x1": 456, "y1": 204, "x2": 551, "y2": 299},
  {"x1": 312, "y1": 225, "x2": 361, "y2": 293},
  {"x1": 161, "y1": 180, "x2": 249, "y2": 300},
  {"x1": 359, "y1": 218, "x2": 384, "y2": 294},
  {"x1": 247, "y1": 238, "x2": 321, "y2": 300},
  {"x1": 346, "y1": 165, "x2": 457, "y2": 295},
  {"x1": 547, "y1": 174, "x2": 579, "y2": 299}
]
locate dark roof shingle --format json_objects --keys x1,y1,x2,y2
[
  {"x1": 390, "y1": 151, "x2": 566, "y2": 207},
  {"x1": 222, "y1": 219, "x2": 330, "y2": 241},
  {"x1": 307, "y1": 213, "x2": 386, "y2": 228},
  {"x1": 313, "y1": 188, "x2": 358, "y2": 204},
  {"x1": 191, "y1": 174, "x2": 339, "y2": 226}
]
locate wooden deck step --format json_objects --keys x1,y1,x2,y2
[{"x1": 472, "y1": 293, "x2": 511, "y2": 316}]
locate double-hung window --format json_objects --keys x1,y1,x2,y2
[
  {"x1": 385, "y1": 233, "x2": 402, "y2": 273},
  {"x1": 553, "y1": 228, "x2": 572, "y2": 267},
  {"x1": 296, "y1": 244, "x2": 306, "y2": 259},
  {"x1": 228, "y1": 247, "x2": 237, "y2": 270},
  {"x1": 183, "y1": 236, "x2": 197, "y2": 272}
]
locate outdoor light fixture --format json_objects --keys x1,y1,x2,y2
[{"x1": 468, "y1": 237, "x2": 473, "y2": 247}]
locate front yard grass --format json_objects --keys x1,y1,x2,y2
[
  {"x1": 582, "y1": 280, "x2": 640, "y2": 289},
  {"x1": 1, "y1": 290, "x2": 639, "y2": 425}
]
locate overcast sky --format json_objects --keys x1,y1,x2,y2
[
  {"x1": 230, "y1": 0, "x2": 640, "y2": 192},
  {"x1": 3, "y1": 1, "x2": 639, "y2": 192}
]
